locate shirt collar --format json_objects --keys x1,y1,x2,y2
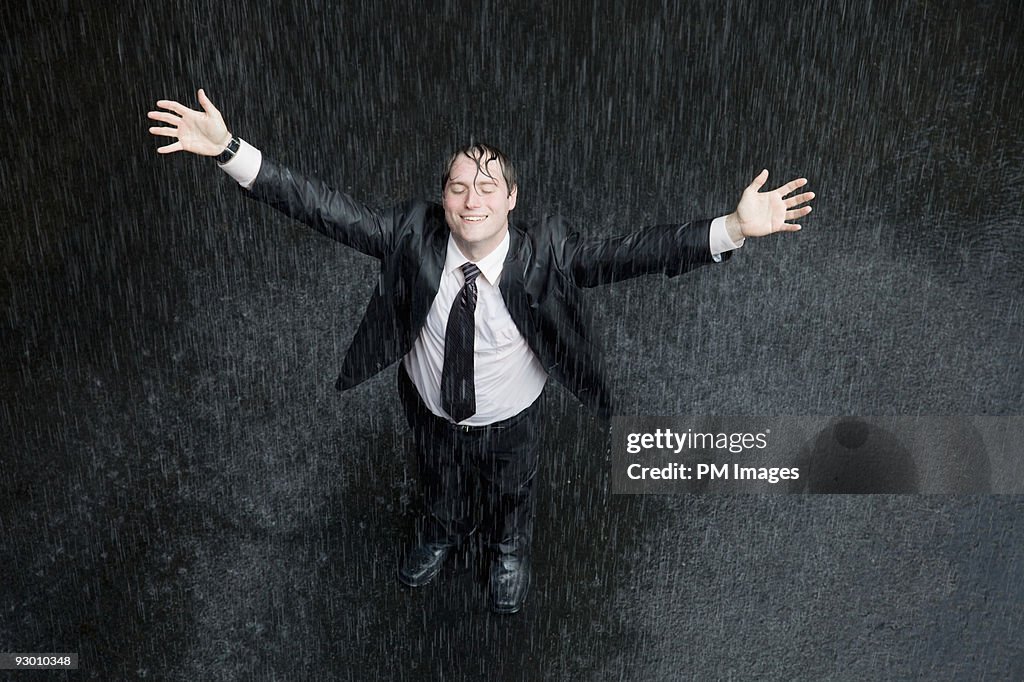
[{"x1": 444, "y1": 230, "x2": 510, "y2": 286}]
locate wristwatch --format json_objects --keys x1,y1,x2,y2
[{"x1": 215, "y1": 136, "x2": 241, "y2": 164}]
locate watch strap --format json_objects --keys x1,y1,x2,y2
[{"x1": 215, "y1": 136, "x2": 241, "y2": 164}]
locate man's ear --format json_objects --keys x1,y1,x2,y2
[{"x1": 508, "y1": 186, "x2": 518, "y2": 211}]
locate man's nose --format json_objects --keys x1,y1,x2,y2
[{"x1": 465, "y1": 188, "x2": 482, "y2": 208}]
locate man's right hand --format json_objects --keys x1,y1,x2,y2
[{"x1": 148, "y1": 89, "x2": 231, "y2": 156}]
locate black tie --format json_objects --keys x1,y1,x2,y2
[{"x1": 441, "y1": 262, "x2": 481, "y2": 423}]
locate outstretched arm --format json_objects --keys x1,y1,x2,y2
[
  {"x1": 724, "y1": 170, "x2": 815, "y2": 242},
  {"x1": 147, "y1": 89, "x2": 232, "y2": 156},
  {"x1": 564, "y1": 170, "x2": 815, "y2": 287},
  {"x1": 147, "y1": 89, "x2": 394, "y2": 258}
]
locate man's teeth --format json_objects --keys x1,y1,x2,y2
[{"x1": 463, "y1": 216, "x2": 487, "y2": 222}]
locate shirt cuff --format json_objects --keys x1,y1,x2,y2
[
  {"x1": 710, "y1": 215, "x2": 744, "y2": 262},
  {"x1": 218, "y1": 138, "x2": 262, "y2": 189}
]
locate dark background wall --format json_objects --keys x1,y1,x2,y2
[{"x1": 1, "y1": 1, "x2": 1022, "y2": 679}]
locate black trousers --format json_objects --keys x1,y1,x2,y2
[{"x1": 397, "y1": 364, "x2": 543, "y2": 557}]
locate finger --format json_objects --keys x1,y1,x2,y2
[
  {"x1": 149, "y1": 126, "x2": 179, "y2": 138},
  {"x1": 749, "y1": 169, "x2": 769, "y2": 191},
  {"x1": 779, "y1": 223, "x2": 802, "y2": 232},
  {"x1": 774, "y1": 177, "x2": 808, "y2": 198},
  {"x1": 156, "y1": 99, "x2": 192, "y2": 116},
  {"x1": 156, "y1": 141, "x2": 183, "y2": 154},
  {"x1": 785, "y1": 206, "x2": 812, "y2": 220},
  {"x1": 197, "y1": 88, "x2": 219, "y2": 115},
  {"x1": 147, "y1": 110, "x2": 181, "y2": 126},
  {"x1": 784, "y1": 191, "x2": 815, "y2": 208}
]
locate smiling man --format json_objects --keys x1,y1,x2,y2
[
  {"x1": 148, "y1": 89, "x2": 814, "y2": 614},
  {"x1": 442, "y1": 150, "x2": 518, "y2": 260}
]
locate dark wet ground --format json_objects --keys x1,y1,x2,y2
[{"x1": 2, "y1": 1, "x2": 1023, "y2": 679}]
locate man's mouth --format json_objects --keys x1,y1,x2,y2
[{"x1": 462, "y1": 215, "x2": 488, "y2": 222}]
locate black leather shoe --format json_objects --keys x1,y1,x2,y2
[
  {"x1": 398, "y1": 542, "x2": 451, "y2": 587},
  {"x1": 489, "y1": 555, "x2": 531, "y2": 614}
]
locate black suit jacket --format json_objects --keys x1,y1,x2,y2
[{"x1": 245, "y1": 157, "x2": 731, "y2": 418}]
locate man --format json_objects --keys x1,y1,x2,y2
[{"x1": 148, "y1": 89, "x2": 814, "y2": 614}]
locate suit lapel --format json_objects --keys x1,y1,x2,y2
[
  {"x1": 410, "y1": 213, "x2": 448, "y2": 332},
  {"x1": 500, "y1": 225, "x2": 538, "y2": 336}
]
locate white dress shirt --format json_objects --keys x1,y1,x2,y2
[
  {"x1": 219, "y1": 141, "x2": 744, "y2": 423},
  {"x1": 402, "y1": 232, "x2": 548, "y2": 424}
]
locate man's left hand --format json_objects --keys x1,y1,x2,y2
[{"x1": 725, "y1": 170, "x2": 815, "y2": 242}]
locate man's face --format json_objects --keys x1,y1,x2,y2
[{"x1": 442, "y1": 153, "x2": 518, "y2": 260}]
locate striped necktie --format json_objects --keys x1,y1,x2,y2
[{"x1": 441, "y1": 262, "x2": 481, "y2": 423}]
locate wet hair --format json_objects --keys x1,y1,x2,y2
[{"x1": 441, "y1": 142, "x2": 517, "y2": 196}]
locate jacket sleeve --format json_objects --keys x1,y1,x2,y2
[
  {"x1": 243, "y1": 156, "x2": 394, "y2": 260},
  {"x1": 557, "y1": 218, "x2": 730, "y2": 288}
]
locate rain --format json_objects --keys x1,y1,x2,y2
[{"x1": 2, "y1": 0, "x2": 1022, "y2": 679}]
